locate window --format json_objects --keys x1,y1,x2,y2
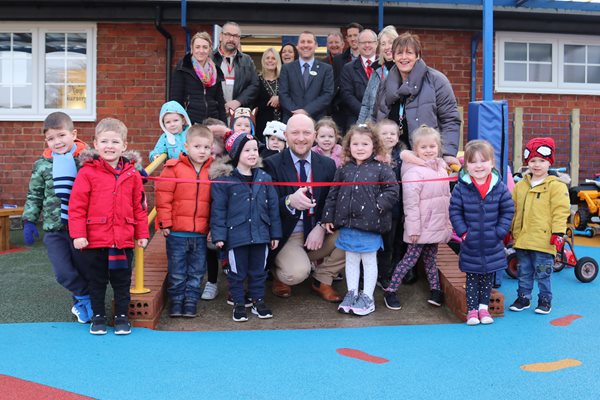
[
  {"x1": 0, "y1": 23, "x2": 96, "y2": 121},
  {"x1": 496, "y1": 32, "x2": 600, "y2": 95}
]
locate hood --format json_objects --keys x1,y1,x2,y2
[
  {"x1": 159, "y1": 100, "x2": 192, "y2": 145},
  {"x1": 208, "y1": 155, "x2": 264, "y2": 180},
  {"x1": 43, "y1": 139, "x2": 87, "y2": 159},
  {"x1": 458, "y1": 167, "x2": 501, "y2": 189},
  {"x1": 79, "y1": 148, "x2": 143, "y2": 169}
]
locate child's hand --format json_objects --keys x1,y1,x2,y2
[
  {"x1": 215, "y1": 241, "x2": 224, "y2": 249},
  {"x1": 443, "y1": 155, "x2": 460, "y2": 167},
  {"x1": 400, "y1": 150, "x2": 425, "y2": 166},
  {"x1": 322, "y1": 222, "x2": 335, "y2": 234},
  {"x1": 73, "y1": 238, "x2": 88, "y2": 250},
  {"x1": 270, "y1": 240, "x2": 279, "y2": 250},
  {"x1": 23, "y1": 221, "x2": 39, "y2": 245},
  {"x1": 207, "y1": 231, "x2": 212, "y2": 242},
  {"x1": 410, "y1": 235, "x2": 420, "y2": 244},
  {"x1": 137, "y1": 238, "x2": 148, "y2": 248},
  {"x1": 161, "y1": 228, "x2": 171, "y2": 237}
]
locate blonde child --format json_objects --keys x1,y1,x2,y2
[
  {"x1": 509, "y1": 137, "x2": 570, "y2": 315},
  {"x1": 69, "y1": 118, "x2": 149, "y2": 335},
  {"x1": 382, "y1": 125, "x2": 452, "y2": 310},
  {"x1": 155, "y1": 125, "x2": 214, "y2": 318},
  {"x1": 449, "y1": 140, "x2": 514, "y2": 325},
  {"x1": 149, "y1": 100, "x2": 192, "y2": 161},
  {"x1": 322, "y1": 124, "x2": 399, "y2": 316},
  {"x1": 313, "y1": 117, "x2": 343, "y2": 168}
]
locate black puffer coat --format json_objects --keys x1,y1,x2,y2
[
  {"x1": 322, "y1": 157, "x2": 399, "y2": 233},
  {"x1": 170, "y1": 53, "x2": 227, "y2": 124}
]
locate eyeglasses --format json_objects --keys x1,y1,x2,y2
[
  {"x1": 358, "y1": 40, "x2": 377, "y2": 45},
  {"x1": 222, "y1": 32, "x2": 241, "y2": 39}
]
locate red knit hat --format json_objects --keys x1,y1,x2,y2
[
  {"x1": 524, "y1": 137, "x2": 555, "y2": 166},
  {"x1": 224, "y1": 131, "x2": 255, "y2": 165}
]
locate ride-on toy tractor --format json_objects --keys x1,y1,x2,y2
[{"x1": 570, "y1": 174, "x2": 600, "y2": 230}]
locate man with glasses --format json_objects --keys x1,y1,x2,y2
[
  {"x1": 212, "y1": 21, "x2": 259, "y2": 114},
  {"x1": 339, "y1": 29, "x2": 378, "y2": 128}
]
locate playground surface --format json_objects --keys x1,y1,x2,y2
[{"x1": 0, "y1": 237, "x2": 599, "y2": 399}]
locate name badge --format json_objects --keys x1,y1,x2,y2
[
  {"x1": 309, "y1": 71, "x2": 317, "y2": 76},
  {"x1": 225, "y1": 77, "x2": 235, "y2": 86}
]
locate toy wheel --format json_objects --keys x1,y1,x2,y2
[
  {"x1": 575, "y1": 256, "x2": 599, "y2": 283},
  {"x1": 573, "y1": 207, "x2": 591, "y2": 230},
  {"x1": 553, "y1": 254, "x2": 566, "y2": 272},
  {"x1": 506, "y1": 252, "x2": 518, "y2": 279}
]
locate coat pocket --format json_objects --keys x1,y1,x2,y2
[{"x1": 86, "y1": 217, "x2": 107, "y2": 224}]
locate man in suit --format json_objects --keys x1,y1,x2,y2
[
  {"x1": 340, "y1": 29, "x2": 378, "y2": 129},
  {"x1": 263, "y1": 114, "x2": 344, "y2": 302},
  {"x1": 279, "y1": 31, "x2": 334, "y2": 123}
]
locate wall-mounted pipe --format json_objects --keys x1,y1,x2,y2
[
  {"x1": 181, "y1": 0, "x2": 190, "y2": 53},
  {"x1": 155, "y1": 6, "x2": 172, "y2": 101}
]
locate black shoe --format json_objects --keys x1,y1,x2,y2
[
  {"x1": 535, "y1": 298, "x2": 552, "y2": 314},
  {"x1": 251, "y1": 299, "x2": 273, "y2": 319},
  {"x1": 169, "y1": 301, "x2": 183, "y2": 317},
  {"x1": 428, "y1": 289, "x2": 443, "y2": 307},
  {"x1": 232, "y1": 303, "x2": 248, "y2": 322},
  {"x1": 509, "y1": 295, "x2": 531, "y2": 312},
  {"x1": 402, "y1": 267, "x2": 418, "y2": 284},
  {"x1": 383, "y1": 291, "x2": 402, "y2": 310},
  {"x1": 182, "y1": 302, "x2": 197, "y2": 318},
  {"x1": 226, "y1": 293, "x2": 253, "y2": 307},
  {"x1": 114, "y1": 314, "x2": 131, "y2": 335},
  {"x1": 90, "y1": 315, "x2": 107, "y2": 335},
  {"x1": 377, "y1": 277, "x2": 390, "y2": 290}
]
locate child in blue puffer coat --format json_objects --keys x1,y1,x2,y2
[{"x1": 449, "y1": 140, "x2": 514, "y2": 326}]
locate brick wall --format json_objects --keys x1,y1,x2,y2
[{"x1": 1, "y1": 24, "x2": 599, "y2": 206}]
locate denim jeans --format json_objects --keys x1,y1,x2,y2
[
  {"x1": 515, "y1": 249, "x2": 553, "y2": 301},
  {"x1": 166, "y1": 235, "x2": 207, "y2": 303}
]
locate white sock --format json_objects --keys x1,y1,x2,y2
[
  {"x1": 479, "y1": 304, "x2": 488, "y2": 311},
  {"x1": 361, "y1": 251, "x2": 378, "y2": 300},
  {"x1": 345, "y1": 252, "x2": 361, "y2": 293}
]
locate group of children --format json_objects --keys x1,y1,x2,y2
[{"x1": 23, "y1": 98, "x2": 570, "y2": 333}]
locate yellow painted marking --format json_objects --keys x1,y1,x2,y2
[{"x1": 521, "y1": 358, "x2": 582, "y2": 372}]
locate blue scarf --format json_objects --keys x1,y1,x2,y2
[{"x1": 52, "y1": 145, "x2": 77, "y2": 224}]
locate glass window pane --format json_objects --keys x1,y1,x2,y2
[
  {"x1": 45, "y1": 84, "x2": 64, "y2": 108},
  {"x1": 587, "y1": 66, "x2": 600, "y2": 84},
  {"x1": 13, "y1": 85, "x2": 32, "y2": 108},
  {"x1": 588, "y1": 45, "x2": 600, "y2": 64},
  {"x1": 67, "y1": 33, "x2": 87, "y2": 56},
  {"x1": 564, "y1": 65, "x2": 585, "y2": 83},
  {"x1": 13, "y1": 58, "x2": 31, "y2": 84},
  {"x1": 45, "y1": 33, "x2": 65, "y2": 54},
  {"x1": 529, "y1": 63, "x2": 552, "y2": 82},
  {"x1": 0, "y1": 85, "x2": 9, "y2": 108},
  {"x1": 564, "y1": 45, "x2": 585, "y2": 64},
  {"x1": 13, "y1": 33, "x2": 32, "y2": 55},
  {"x1": 0, "y1": 33, "x2": 10, "y2": 53},
  {"x1": 505, "y1": 42, "x2": 527, "y2": 61},
  {"x1": 67, "y1": 59, "x2": 86, "y2": 84},
  {"x1": 529, "y1": 44, "x2": 552, "y2": 62},
  {"x1": 505, "y1": 62, "x2": 526, "y2": 81},
  {"x1": 0, "y1": 59, "x2": 11, "y2": 84},
  {"x1": 66, "y1": 85, "x2": 86, "y2": 109},
  {"x1": 45, "y1": 57, "x2": 65, "y2": 84}
]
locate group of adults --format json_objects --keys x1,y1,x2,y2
[{"x1": 169, "y1": 21, "x2": 461, "y2": 303}]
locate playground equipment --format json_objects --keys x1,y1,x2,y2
[
  {"x1": 570, "y1": 175, "x2": 600, "y2": 230},
  {"x1": 506, "y1": 229, "x2": 598, "y2": 283}
]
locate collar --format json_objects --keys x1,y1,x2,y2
[
  {"x1": 289, "y1": 149, "x2": 312, "y2": 166},
  {"x1": 299, "y1": 58, "x2": 315, "y2": 69},
  {"x1": 218, "y1": 46, "x2": 237, "y2": 59},
  {"x1": 361, "y1": 56, "x2": 376, "y2": 66}
]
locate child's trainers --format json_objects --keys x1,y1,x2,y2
[
  {"x1": 479, "y1": 308, "x2": 494, "y2": 324},
  {"x1": 201, "y1": 282, "x2": 219, "y2": 300},
  {"x1": 114, "y1": 314, "x2": 131, "y2": 335},
  {"x1": 466, "y1": 310, "x2": 480, "y2": 326},
  {"x1": 226, "y1": 293, "x2": 253, "y2": 307},
  {"x1": 509, "y1": 295, "x2": 531, "y2": 311},
  {"x1": 169, "y1": 301, "x2": 183, "y2": 317},
  {"x1": 383, "y1": 291, "x2": 402, "y2": 310},
  {"x1": 251, "y1": 299, "x2": 273, "y2": 319},
  {"x1": 89, "y1": 315, "x2": 107, "y2": 335},
  {"x1": 427, "y1": 289, "x2": 444, "y2": 307},
  {"x1": 337, "y1": 290, "x2": 356, "y2": 314},
  {"x1": 232, "y1": 303, "x2": 248, "y2": 322},
  {"x1": 534, "y1": 298, "x2": 552, "y2": 314},
  {"x1": 349, "y1": 292, "x2": 375, "y2": 316},
  {"x1": 182, "y1": 302, "x2": 197, "y2": 318},
  {"x1": 72, "y1": 295, "x2": 92, "y2": 323}
]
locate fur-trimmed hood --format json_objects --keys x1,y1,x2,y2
[
  {"x1": 208, "y1": 155, "x2": 264, "y2": 180},
  {"x1": 78, "y1": 148, "x2": 143, "y2": 168}
]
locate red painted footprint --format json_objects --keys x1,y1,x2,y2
[
  {"x1": 550, "y1": 314, "x2": 582, "y2": 327},
  {"x1": 336, "y1": 348, "x2": 389, "y2": 364}
]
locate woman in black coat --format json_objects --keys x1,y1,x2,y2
[
  {"x1": 171, "y1": 31, "x2": 226, "y2": 124},
  {"x1": 255, "y1": 47, "x2": 282, "y2": 142}
]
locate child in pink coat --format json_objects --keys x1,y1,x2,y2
[{"x1": 382, "y1": 125, "x2": 452, "y2": 310}]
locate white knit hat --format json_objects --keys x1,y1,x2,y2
[{"x1": 263, "y1": 120, "x2": 287, "y2": 143}]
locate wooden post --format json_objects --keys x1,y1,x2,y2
[
  {"x1": 570, "y1": 109, "x2": 580, "y2": 185},
  {"x1": 513, "y1": 107, "x2": 524, "y2": 171}
]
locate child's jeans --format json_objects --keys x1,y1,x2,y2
[
  {"x1": 44, "y1": 230, "x2": 89, "y2": 297},
  {"x1": 515, "y1": 249, "x2": 553, "y2": 301},
  {"x1": 166, "y1": 235, "x2": 207, "y2": 304},
  {"x1": 78, "y1": 247, "x2": 133, "y2": 316}
]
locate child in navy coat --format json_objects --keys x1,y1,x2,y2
[{"x1": 449, "y1": 140, "x2": 514, "y2": 325}]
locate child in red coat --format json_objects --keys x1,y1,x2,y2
[{"x1": 69, "y1": 118, "x2": 149, "y2": 336}]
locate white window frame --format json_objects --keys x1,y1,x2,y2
[
  {"x1": 496, "y1": 31, "x2": 600, "y2": 95},
  {"x1": 0, "y1": 22, "x2": 96, "y2": 121}
]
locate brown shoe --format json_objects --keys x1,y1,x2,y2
[
  {"x1": 272, "y1": 276, "x2": 291, "y2": 298},
  {"x1": 311, "y1": 281, "x2": 342, "y2": 303}
]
